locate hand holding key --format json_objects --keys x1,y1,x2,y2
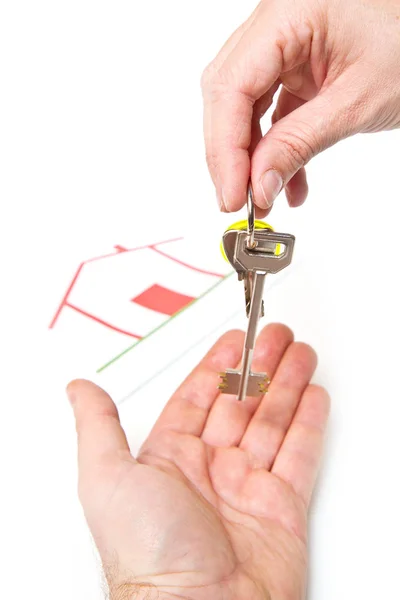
[{"x1": 202, "y1": 0, "x2": 400, "y2": 212}]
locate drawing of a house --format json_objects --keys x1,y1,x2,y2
[{"x1": 50, "y1": 237, "x2": 230, "y2": 361}]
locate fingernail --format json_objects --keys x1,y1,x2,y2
[
  {"x1": 218, "y1": 190, "x2": 228, "y2": 212},
  {"x1": 66, "y1": 386, "x2": 76, "y2": 405},
  {"x1": 216, "y1": 192, "x2": 225, "y2": 211},
  {"x1": 259, "y1": 169, "x2": 283, "y2": 208}
]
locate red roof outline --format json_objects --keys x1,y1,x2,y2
[{"x1": 49, "y1": 237, "x2": 224, "y2": 336}]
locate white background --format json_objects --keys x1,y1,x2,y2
[{"x1": 1, "y1": 1, "x2": 400, "y2": 599}]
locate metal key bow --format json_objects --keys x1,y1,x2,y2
[{"x1": 219, "y1": 186, "x2": 295, "y2": 401}]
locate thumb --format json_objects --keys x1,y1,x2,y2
[
  {"x1": 67, "y1": 379, "x2": 132, "y2": 474},
  {"x1": 251, "y1": 83, "x2": 362, "y2": 209}
]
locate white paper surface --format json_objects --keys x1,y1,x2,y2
[{"x1": 1, "y1": 2, "x2": 400, "y2": 599}]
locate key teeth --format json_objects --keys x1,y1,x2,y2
[
  {"x1": 218, "y1": 369, "x2": 270, "y2": 397},
  {"x1": 258, "y1": 376, "x2": 271, "y2": 394},
  {"x1": 218, "y1": 373, "x2": 228, "y2": 391}
]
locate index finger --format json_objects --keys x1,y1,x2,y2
[{"x1": 202, "y1": 21, "x2": 281, "y2": 212}]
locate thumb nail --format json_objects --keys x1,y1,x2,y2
[{"x1": 259, "y1": 169, "x2": 283, "y2": 208}]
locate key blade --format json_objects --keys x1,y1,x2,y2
[{"x1": 218, "y1": 369, "x2": 270, "y2": 396}]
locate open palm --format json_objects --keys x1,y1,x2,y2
[{"x1": 68, "y1": 323, "x2": 329, "y2": 600}]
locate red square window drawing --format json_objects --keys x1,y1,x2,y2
[{"x1": 132, "y1": 284, "x2": 195, "y2": 316}]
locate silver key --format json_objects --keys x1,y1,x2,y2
[{"x1": 219, "y1": 226, "x2": 295, "y2": 401}]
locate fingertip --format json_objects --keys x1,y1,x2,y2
[
  {"x1": 221, "y1": 184, "x2": 247, "y2": 213},
  {"x1": 294, "y1": 342, "x2": 318, "y2": 371},
  {"x1": 66, "y1": 383, "x2": 77, "y2": 405},
  {"x1": 305, "y1": 384, "x2": 331, "y2": 416},
  {"x1": 223, "y1": 327, "x2": 246, "y2": 338},
  {"x1": 66, "y1": 380, "x2": 118, "y2": 424},
  {"x1": 218, "y1": 151, "x2": 251, "y2": 212},
  {"x1": 285, "y1": 188, "x2": 308, "y2": 208},
  {"x1": 215, "y1": 328, "x2": 245, "y2": 351},
  {"x1": 285, "y1": 168, "x2": 308, "y2": 207},
  {"x1": 217, "y1": 191, "x2": 228, "y2": 212},
  {"x1": 66, "y1": 379, "x2": 99, "y2": 405},
  {"x1": 67, "y1": 378, "x2": 95, "y2": 390},
  {"x1": 249, "y1": 323, "x2": 295, "y2": 379},
  {"x1": 66, "y1": 379, "x2": 88, "y2": 405},
  {"x1": 254, "y1": 205, "x2": 271, "y2": 219},
  {"x1": 259, "y1": 322, "x2": 295, "y2": 344}
]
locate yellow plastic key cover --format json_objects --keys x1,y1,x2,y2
[{"x1": 220, "y1": 220, "x2": 276, "y2": 262}]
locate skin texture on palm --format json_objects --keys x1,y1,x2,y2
[{"x1": 68, "y1": 324, "x2": 330, "y2": 600}]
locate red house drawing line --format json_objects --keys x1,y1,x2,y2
[{"x1": 49, "y1": 237, "x2": 225, "y2": 342}]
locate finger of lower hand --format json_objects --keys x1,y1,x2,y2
[
  {"x1": 141, "y1": 329, "x2": 245, "y2": 444},
  {"x1": 240, "y1": 342, "x2": 318, "y2": 469},
  {"x1": 202, "y1": 323, "x2": 294, "y2": 447},
  {"x1": 67, "y1": 379, "x2": 131, "y2": 473},
  {"x1": 271, "y1": 384, "x2": 330, "y2": 508}
]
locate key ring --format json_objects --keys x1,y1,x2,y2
[{"x1": 247, "y1": 182, "x2": 256, "y2": 249}]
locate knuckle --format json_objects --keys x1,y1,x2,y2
[
  {"x1": 201, "y1": 61, "x2": 219, "y2": 91},
  {"x1": 201, "y1": 61, "x2": 228, "y2": 100},
  {"x1": 273, "y1": 127, "x2": 316, "y2": 170},
  {"x1": 201, "y1": 62, "x2": 215, "y2": 90},
  {"x1": 343, "y1": 91, "x2": 371, "y2": 134}
]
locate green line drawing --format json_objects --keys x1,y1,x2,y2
[
  {"x1": 97, "y1": 272, "x2": 234, "y2": 373},
  {"x1": 117, "y1": 308, "x2": 241, "y2": 405}
]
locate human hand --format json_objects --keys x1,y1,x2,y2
[
  {"x1": 202, "y1": 0, "x2": 400, "y2": 212},
  {"x1": 68, "y1": 324, "x2": 329, "y2": 600}
]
